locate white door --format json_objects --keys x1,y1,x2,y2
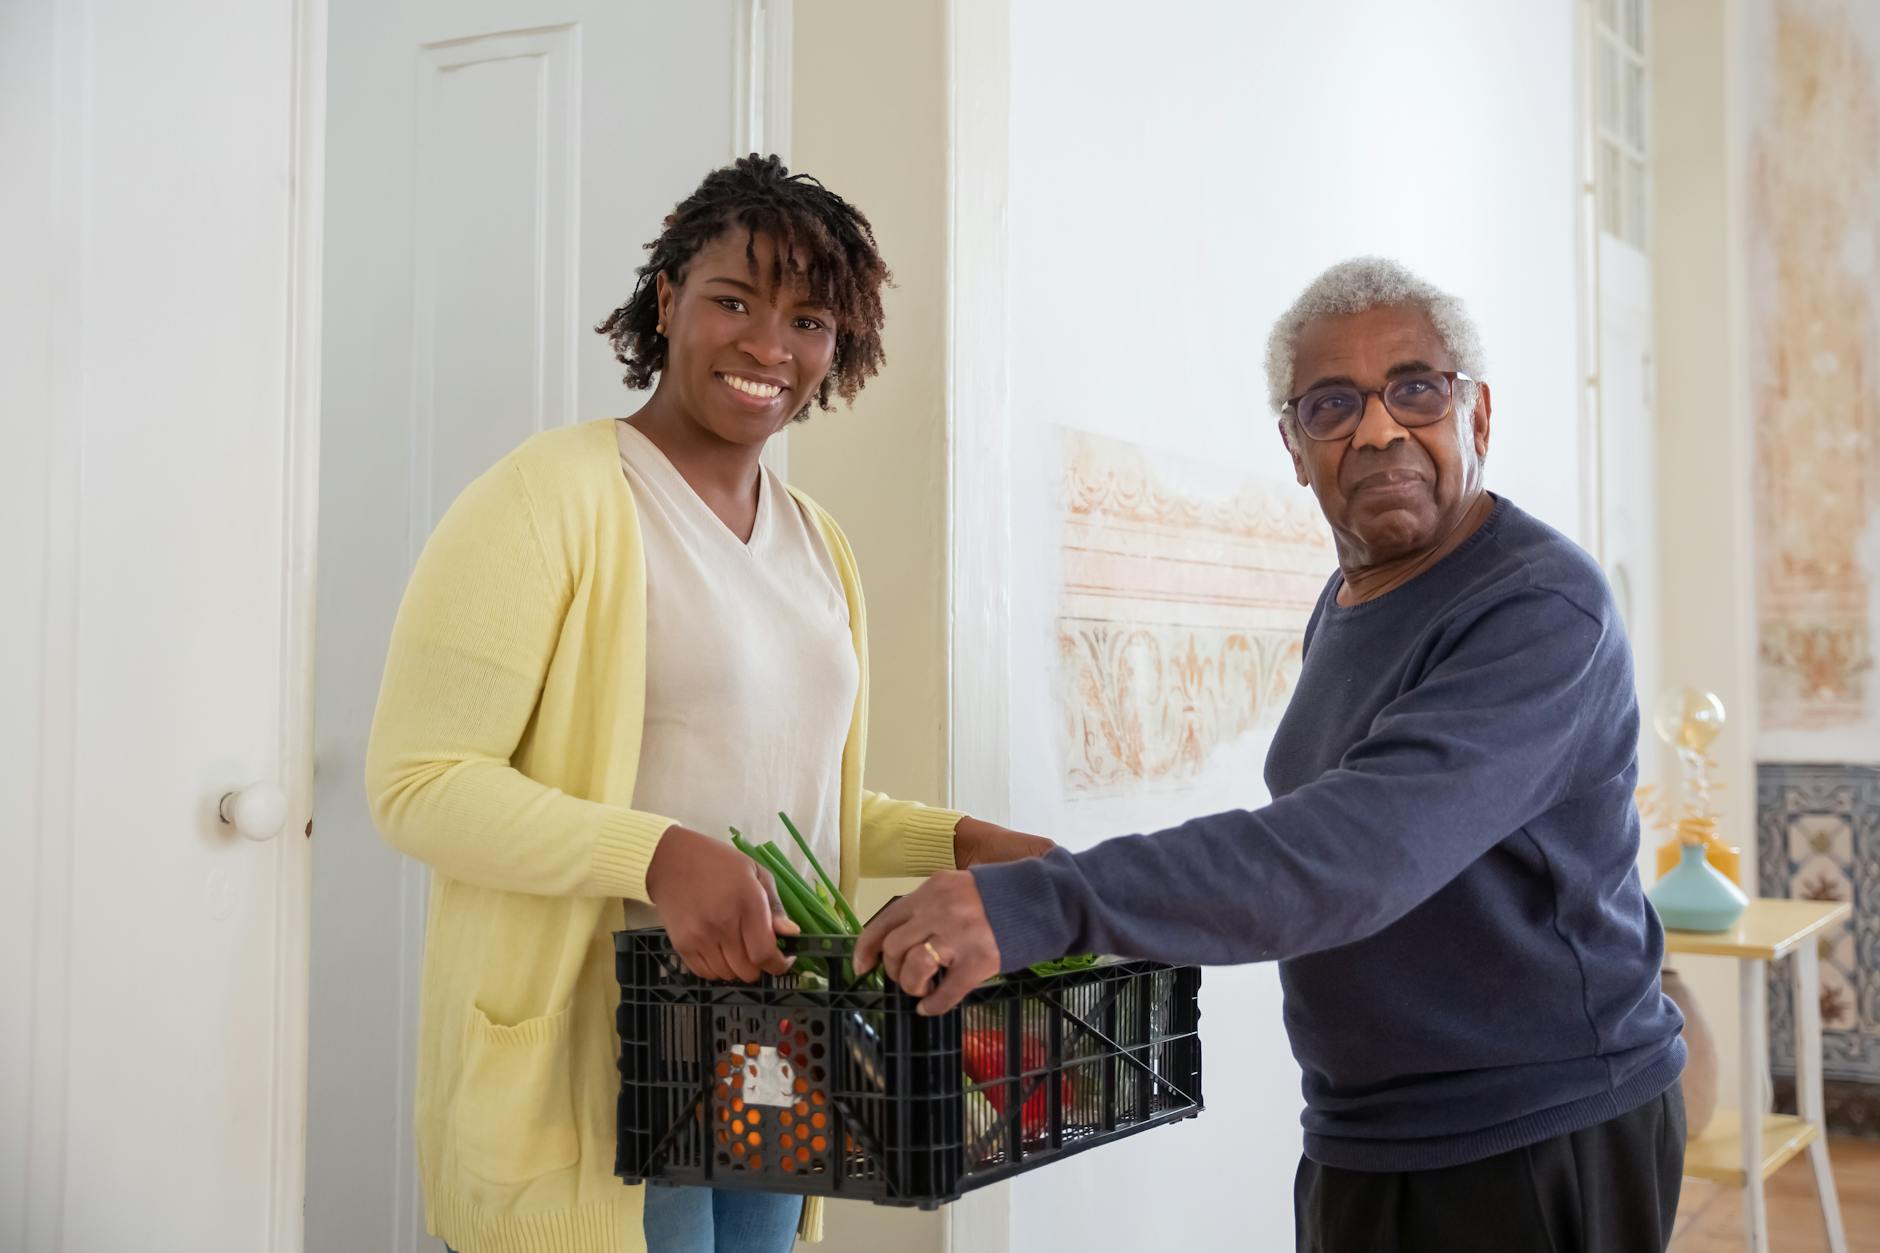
[
  {"x1": 308, "y1": 3, "x2": 786, "y2": 1248},
  {"x1": 1, "y1": 1, "x2": 321, "y2": 1251},
  {"x1": 1584, "y1": 0, "x2": 1661, "y2": 803},
  {"x1": 1597, "y1": 240, "x2": 1660, "y2": 759}
]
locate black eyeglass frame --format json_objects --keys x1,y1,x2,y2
[{"x1": 1282, "y1": 370, "x2": 1479, "y2": 442}]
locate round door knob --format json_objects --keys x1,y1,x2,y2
[{"x1": 218, "y1": 782, "x2": 289, "y2": 842}]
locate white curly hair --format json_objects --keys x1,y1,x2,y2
[{"x1": 1264, "y1": 257, "x2": 1486, "y2": 430}]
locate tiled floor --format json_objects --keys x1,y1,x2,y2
[{"x1": 1670, "y1": 1136, "x2": 1880, "y2": 1252}]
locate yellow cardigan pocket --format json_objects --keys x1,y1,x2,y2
[{"x1": 455, "y1": 1002, "x2": 581, "y2": 1185}]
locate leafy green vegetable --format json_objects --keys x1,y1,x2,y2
[{"x1": 1028, "y1": 954, "x2": 1104, "y2": 977}]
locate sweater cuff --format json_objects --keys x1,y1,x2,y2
[
  {"x1": 893, "y1": 806, "x2": 965, "y2": 876},
  {"x1": 590, "y1": 808, "x2": 677, "y2": 903},
  {"x1": 972, "y1": 849, "x2": 1080, "y2": 972}
]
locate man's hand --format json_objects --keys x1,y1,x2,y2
[
  {"x1": 953, "y1": 816, "x2": 1055, "y2": 868},
  {"x1": 854, "y1": 870, "x2": 1000, "y2": 1016},
  {"x1": 646, "y1": 826, "x2": 798, "y2": 982}
]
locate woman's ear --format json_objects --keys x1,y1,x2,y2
[{"x1": 655, "y1": 271, "x2": 676, "y2": 335}]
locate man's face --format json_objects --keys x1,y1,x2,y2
[{"x1": 1282, "y1": 304, "x2": 1492, "y2": 566}]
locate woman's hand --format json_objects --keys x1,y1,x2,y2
[
  {"x1": 952, "y1": 816, "x2": 1055, "y2": 868},
  {"x1": 646, "y1": 826, "x2": 798, "y2": 982}
]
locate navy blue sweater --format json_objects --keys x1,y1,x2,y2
[{"x1": 975, "y1": 497, "x2": 1684, "y2": 1170}]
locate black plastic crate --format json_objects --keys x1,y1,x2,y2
[{"x1": 614, "y1": 929, "x2": 1202, "y2": 1209}]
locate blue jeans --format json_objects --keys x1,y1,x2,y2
[
  {"x1": 446, "y1": 1184, "x2": 801, "y2": 1251},
  {"x1": 642, "y1": 1185, "x2": 802, "y2": 1253},
  {"x1": 444, "y1": 1185, "x2": 801, "y2": 1253}
]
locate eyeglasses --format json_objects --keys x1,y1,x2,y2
[{"x1": 1283, "y1": 370, "x2": 1477, "y2": 442}]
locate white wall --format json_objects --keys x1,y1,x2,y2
[
  {"x1": 991, "y1": 3, "x2": 1586, "y2": 1248},
  {"x1": 0, "y1": 2, "x2": 59, "y2": 1242}
]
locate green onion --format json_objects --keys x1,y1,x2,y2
[
  {"x1": 779, "y1": 811, "x2": 862, "y2": 932},
  {"x1": 731, "y1": 830, "x2": 801, "y2": 916},
  {"x1": 735, "y1": 833, "x2": 814, "y2": 926},
  {"x1": 732, "y1": 828, "x2": 846, "y2": 934},
  {"x1": 766, "y1": 847, "x2": 846, "y2": 934},
  {"x1": 727, "y1": 822, "x2": 884, "y2": 990}
]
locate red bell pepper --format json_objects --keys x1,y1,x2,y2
[{"x1": 962, "y1": 1028, "x2": 1074, "y2": 1140}]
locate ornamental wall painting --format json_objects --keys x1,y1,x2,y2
[
  {"x1": 1053, "y1": 429, "x2": 1333, "y2": 799},
  {"x1": 1750, "y1": 0, "x2": 1880, "y2": 748}
]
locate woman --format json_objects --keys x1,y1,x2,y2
[{"x1": 365, "y1": 154, "x2": 1049, "y2": 1253}]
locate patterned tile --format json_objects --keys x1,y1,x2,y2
[{"x1": 1758, "y1": 764, "x2": 1880, "y2": 1092}]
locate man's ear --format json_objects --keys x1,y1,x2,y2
[
  {"x1": 1472, "y1": 382, "x2": 1492, "y2": 459},
  {"x1": 1279, "y1": 419, "x2": 1310, "y2": 486}
]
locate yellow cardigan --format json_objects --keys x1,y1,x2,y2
[{"x1": 365, "y1": 418, "x2": 962, "y2": 1253}]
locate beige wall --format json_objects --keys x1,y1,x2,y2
[
  {"x1": 789, "y1": 0, "x2": 951, "y2": 853},
  {"x1": 789, "y1": 4, "x2": 953, "y2": 1250},
  {"x1": 1654, "y1": 0, "x2": 1759, "y2": 875},
  {"x1": 1653, "y1": 0, "x2": 1759, "y2": 1120}
]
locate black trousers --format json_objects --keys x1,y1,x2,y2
[{"x1": 1295, "y1": 1087, "x2": 1686, "y2": 1253}]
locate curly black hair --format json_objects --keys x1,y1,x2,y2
[{"x1": 595, "y1": 154, "x2": 890, "y2": 417}]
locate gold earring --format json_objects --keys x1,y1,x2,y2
[{"x1": 656, "y1": 322, "x2": 666, "y2": 336}]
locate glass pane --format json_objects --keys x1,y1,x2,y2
[
  {"x1": 1596, "y1": 39, "x2": 1620, "y2": 131},
  {"x1": 1624, "y1": 0, "x2": 1646, "y2": 55},
  {"x1": 1598, "y1": 143, "x2": 1623, "y2": 238},
  {"x1": 1626, "y1": 157, "x2": 1648, "y2": 247},
  {"x1": 1625, "y1": 62, "x2": 1646, "y2": 151},
  {"x1": 1600, "y1": 0, "x2": 1619, "y2": 33}
]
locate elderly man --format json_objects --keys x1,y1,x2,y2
[{"x1": 856, "y1": 258, "x2": 1687, "y2": 1252}]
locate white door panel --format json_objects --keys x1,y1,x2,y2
[
  {"x1": 311, "y1": 4, "x2": 774, "y2": 1248},
  {"x1": 1598, "y1": 239, "x2": 1661, "y2": 794},
  {"x1": 3, "y1": 1, "x2": 321, "y2": 1250}
]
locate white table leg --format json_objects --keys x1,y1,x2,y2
[
  {"x1": 1741, "y1": 959, "x2": 1769, "y2": 1253},
  {"x1": 1794, "y1": 942, "x2": 1848, "y2": 1253}
]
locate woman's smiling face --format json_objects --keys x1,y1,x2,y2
[{"x1": 654, "y1": 229, "x2": 839, "y2": 446}]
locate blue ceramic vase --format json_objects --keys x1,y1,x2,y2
[{"x1": 1649, "y1": 841, "x2": 1748, "y2": 932}]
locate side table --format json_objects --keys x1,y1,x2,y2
[{"x1": 1665, "y1": 898, "x2": 1852, "y2": 1253}]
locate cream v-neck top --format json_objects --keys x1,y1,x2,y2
[{"x1": 616, "y1": 420, "x2": 857, "y2": 925}]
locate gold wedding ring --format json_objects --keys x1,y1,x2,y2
[{"x1": 922, "y1": 940, "x2": 945, "y2": 966}]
